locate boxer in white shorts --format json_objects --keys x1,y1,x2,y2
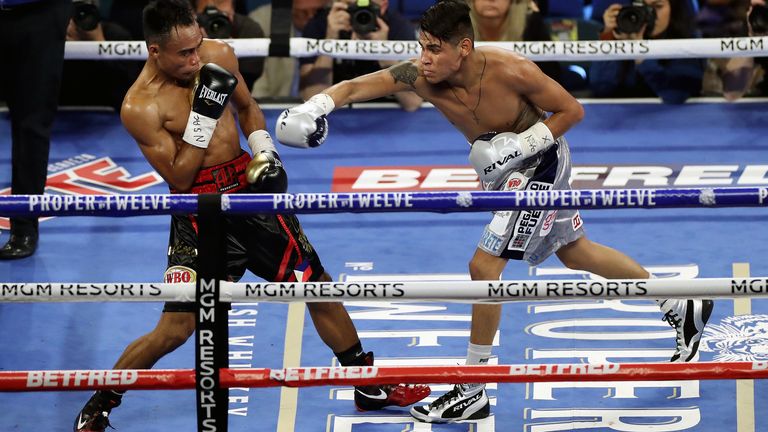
[
  {"x1": 476, "y1": 135, "x2": 584, "y2": 266},
  {"x1": 276, "y1": 0, "x2": 713, "y2": 424}
]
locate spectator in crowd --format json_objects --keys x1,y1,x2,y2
[
  {"x1": 589, "y1": 0, "x2": 705, "y2": 104},
  {"x1": 0, "y1": 0, "x2": 70, "y2": 259},
  {"x1": 193, "y1": 0, "x2": 265, "y2": 89},
  {"x1": 108, "y1": 0, "x2": 151, "y2": 39},
  {"x1": 61, "y1": 2, "x2": 142, "y2": 110},
  {"x1": 249, "y1": 0, "x2": 328, "y2": 99},
  {"x1": 697, "y1": 0, "x2": 750, "y2": 38},
  {"x1": 702, "y1": 0, "x2": 766, "y2": 100},
  {"x1": 299, "y1": 0, "x2": 423, "y2": 111},
  {"x1": 469, "y1": 0, "x2": 562, "y2": 84}
]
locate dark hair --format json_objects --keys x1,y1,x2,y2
[
  {"x1": 660, "y1": 0, "x2": 697, "y2": 39},
  {"x1": 419, "y1": 0, "x2": 474, "y2": 44},
  {"x1": 143, "y1": 0, "x2": 198, "y2": 45}
]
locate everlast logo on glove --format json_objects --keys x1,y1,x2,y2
[{"x1": 198, "y1": 84, "x2": 228, "y2": 106}]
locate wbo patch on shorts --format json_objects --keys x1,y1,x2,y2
[{"x1": 164, "y1": 265, "x2": 196, "y2": 283}]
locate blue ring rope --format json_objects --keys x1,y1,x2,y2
[{"x1": 0, "y1": 187, "x2": 765, "y2": 217}]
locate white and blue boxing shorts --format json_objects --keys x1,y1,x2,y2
[{"x1": 476, "y1": 137, "x2": 585, "y2": 265}]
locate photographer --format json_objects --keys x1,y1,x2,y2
[
  {"x1": 714, "y1": 0, "x2": 767, "y2": 100},
  {"x1": 61, "y1": 0, "x2": 141, "y2": 110},
  {"x1": 192, "y1": 0, "x2": 265, "y2": 89},
  {"x1": 588, "y1": 0, "x2": 705, "y2": 104},
  {"x1": 299, "y1": 0, "x2": 423, "y2": 111},
  {"x1": 249, "y1": 0, "x2": 327, "y2": 100}
]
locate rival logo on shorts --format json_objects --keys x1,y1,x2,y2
[{"x1": 164, "y1": 265, "x2": 196, "y2": 283}]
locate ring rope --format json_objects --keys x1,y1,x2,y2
[
  {"x1": 0, "y1": 187, "x2": 766, "y2": 217},
  {"x1": 2, "y1": 361, "x2": 767, "y2": 392},
  {"x1": 1, "y1": 277, "x2": 766, "y2": 302},
  {"x1": 63, "y1": 37, "x2": 768, "y2": 61}
]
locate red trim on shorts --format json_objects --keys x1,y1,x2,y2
[
  {"x1": 301, "y1": 265, "x2": 313, "y2": 282},
  {"x1": 274, "y1": 214, "x2": 303, "y2": 282},
  {"x1": 189, "y1": 215, "x2": 199, "y2": 235},
  {"x1": 170, "y1": 152, "x2": 251, "y2": 194}
]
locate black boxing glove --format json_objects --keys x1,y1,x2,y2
[
  {"x1": 183, "y1": 63, "x2": 238, "y2": 149},
  {"x1": 246, "y1": 130, "x2": 288, "y2": 193}
]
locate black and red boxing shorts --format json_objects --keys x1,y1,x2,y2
[{"x1": 163, "y1": 151, "x2": 325, "y2": 313}]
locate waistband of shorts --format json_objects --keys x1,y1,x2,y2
[{"x1": 170, "y1": 151, "x2": 251, "y2": 194}]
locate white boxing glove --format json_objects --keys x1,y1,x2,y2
[
  {"x1": 275, "y1": 93, "x2": 335, "y2": 148},
  {"x1": 517, "y1": 122, "x2": 555, "y2": 158},
  {"x1": 469, "y1": 122, "x2": 555, "y2": 190}
]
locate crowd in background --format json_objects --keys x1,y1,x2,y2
[
  {"x1": 6, "y1": 0, "x2": 768, "y2": 109},
  {"x1": 0, "y1": 0, "x2": 763, "y2": 258}
]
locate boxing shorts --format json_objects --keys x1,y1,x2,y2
[
  {"x1": 476, "y1": 137, "x2": 585, "y2": 266},
  {"x1": 164, "y1": 151, "x2": 325, "y2": 312}
]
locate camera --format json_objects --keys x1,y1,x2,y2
[
  {"x1": 197, "y1": 5, "x2": 233, "y2": 39},
  {"x1": 72, "y1": 0, "x2": 101, "y2": 32},
  {"x1": 615, "y1": 0, "x2": 656, "y2": 37},
  {"x1": 347, "y1": 0, "x2": 381, "y2": 35},
  {"x1": 749, "y1": 5, "x2": 768, "y2": 36}
]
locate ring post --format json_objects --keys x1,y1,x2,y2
[{"x1": 196, "y1": 194, "x2": 229, "y2": 432}]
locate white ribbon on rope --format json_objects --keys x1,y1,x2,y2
[
  {"x1": 1, "y1": 277, "x2": 765, "y2": 302},
  {"x1": 63, "y1": 36, "x2": 768, "y2": 61}
]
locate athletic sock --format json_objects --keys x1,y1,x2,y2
[
  {"x1": 463, "y1": 342, "x2": 492, "y2": 392},
  {"x1": 334, "y1": 341, "x2": 366, "y2": 367}
]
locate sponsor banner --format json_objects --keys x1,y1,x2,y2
[
  {"x1": 332, "y1": 164, "x2": 768, "y2": 192},
  {"x1": 63, "y1": 37, "x2": 767, "y2": 62},
  {"x1": 0, "y1": 154, "x2": 163, "y2": 230},
  {"x1": 26, "y1": 370, "x2": 138, "y2": 389},
  {"x1": 269, "y1": 366, "x2": 378, "y2": 382}
]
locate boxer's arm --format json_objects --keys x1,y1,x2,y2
[
  {"x1": 121, "y1": 100, "x2": 204, "y2": 192},
  {"x1": 324, "y1": 60, "x2": 420, "y2": 108},
  {"x1": 507, "y1": 57, "x2": 584, "y2": 138},
  {"x1": 202, "y1": 41, "x2": 286, "y2": 191},
  {"x1": 203, "y1": 40, "x2": 267, "y2": 136}
]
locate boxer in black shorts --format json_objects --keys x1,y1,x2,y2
[
  {"x1": 73, "y1": 2, "x2": 429, "y2": 431},
  {"x1": 163, "y1": 151, "x2": 326, "y2": 314}
]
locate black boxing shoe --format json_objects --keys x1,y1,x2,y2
[
  {"x1": 73, "y1": 391, "x2": 122, "y2": 432},
  {"x1": 353, "y1": 352, "x2": 431, "y2": 411},
  {"x1": 0, "y1": 233, "x2": 38, "y2": 260}
]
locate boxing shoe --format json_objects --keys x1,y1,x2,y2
[
  {"x1": 0, "y1": 233, "x2": 38, "y2": 259},
  {"x1": 659, "y1": 299, "x2": 714, "y2": 362},
  {"x1": 353, "y1": 352, "x2": 431, "y2": 411},
  {"x1": 410, "y1": 384, "x2": 490, "y2": 423},
  {"x1": 73, "y1": 391, "x2": 122, "y2": 431}
]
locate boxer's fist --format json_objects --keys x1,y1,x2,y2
[
  {"x1": 469, "y1": 123, "x2": 555, "y2": 190},
  {"x1": 246, "y1": 130, "x2": 288, "y2": 193},
  {"x1": 276, "y1": 93, "x2": 335, "y2": 148},
  {"x1": 183, "y1": 63, "x2": 238, "y2": 149}
]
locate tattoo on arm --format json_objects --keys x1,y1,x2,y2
[{"x1": 389, "y1": 62, "x2": 418, "y2": 88}]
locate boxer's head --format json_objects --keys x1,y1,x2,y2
[
  {"x1": 143, "y1": 0, "x2": 202, "y2": 82},
  {"x1": 418, "y1": 0, "x2": 474, "y2": 84}
]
